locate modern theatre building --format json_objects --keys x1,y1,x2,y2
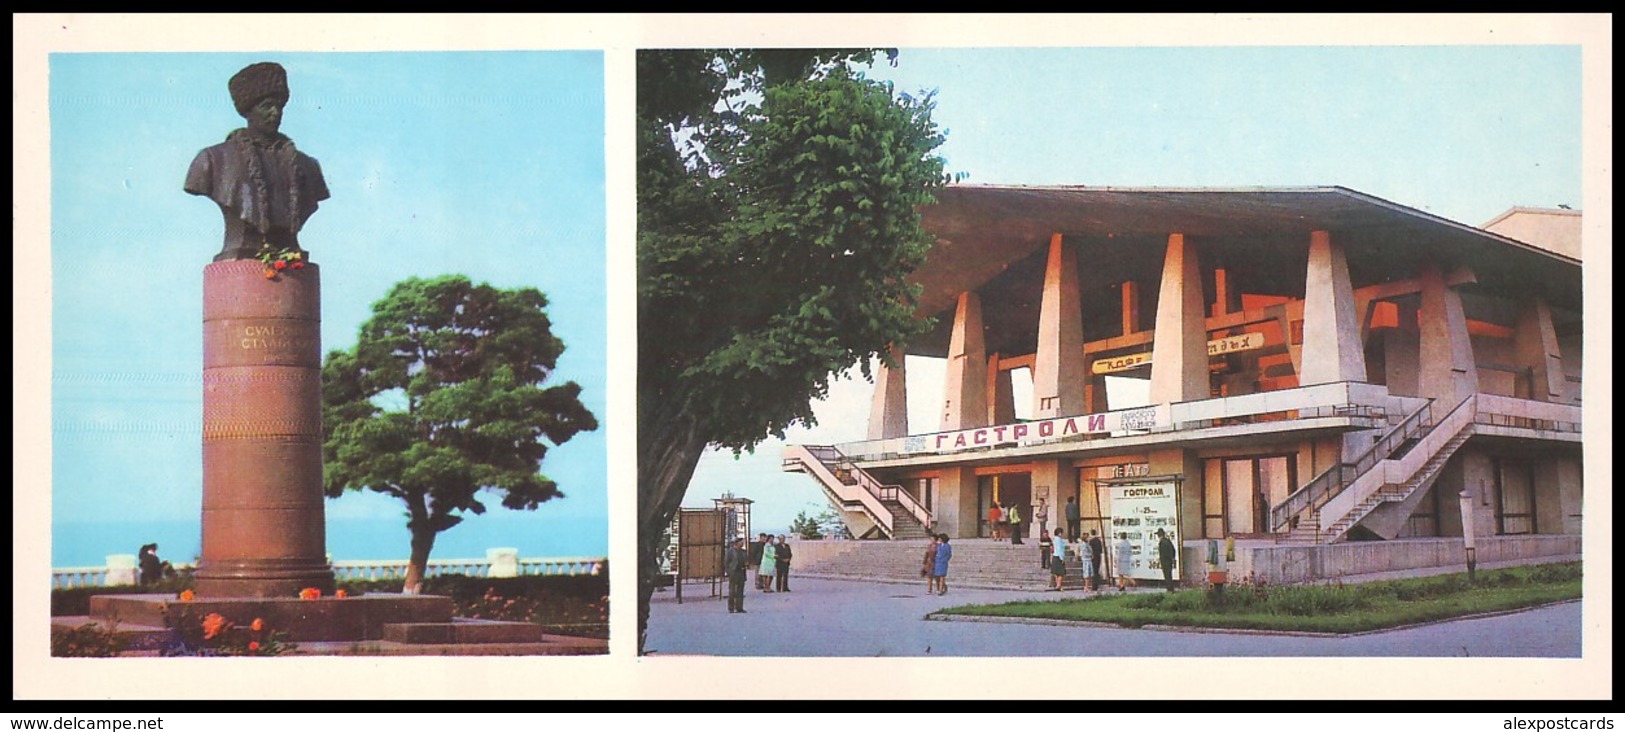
[{"x1": 784, "y1": 186, "x2": 1583, "y2": 583}]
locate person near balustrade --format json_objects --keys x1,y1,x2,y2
[
  {"x1": 774, "y1": 534, "x2": 793, "y2": 592},
  {"x1": 138, "y1": 543, "x2": 164, "y2": 586}
]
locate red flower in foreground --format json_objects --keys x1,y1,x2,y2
[
  {"x1": 333, "y1": 589, "x2": 347, "y2": 599},
  {"x1": 298, "y1": 587, "x2": 320, "y2": 600},
  {"x1": 201, "y1": 613, "x2": 228, "y2": 640},
  {"x1": 273, "y1": 260, "x2": 288, "y2": 271},
  {"x1": 178, "y1": 590, "x2": 195, "y2": 602},
  {"x1": 248, "y1": 641, "x2": 260, "y2": 652},
  {"x1": 290, "y1": 260, "x2": 305, "y2": 270},
  {"x1": 262, "y1": 269, "x2": 277, "y2": 279},
  {"x1": 250, "y1": 618, "x2": 264, "y2": 632}
]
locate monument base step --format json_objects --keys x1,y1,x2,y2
[
  {"x1": 86, "y1": 592, "x2": 455, "y2": 642},
  {"x1": 382, "y1": 618, "x2": 547, "y2": 644}
]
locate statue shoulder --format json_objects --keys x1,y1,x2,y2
[{"x1": 183, "y1": 142, "x2": 232, "y2": 196}]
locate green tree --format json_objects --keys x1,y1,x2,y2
[
  {"x1": 788, "y1": 510, "x2": 824, "y2": 540},
  {"x1": 322, "y1": 275, "x2": 598, "y2": 594},
  {"x1": 638, "y1": 49, "x2": 950, "y2": 651}
]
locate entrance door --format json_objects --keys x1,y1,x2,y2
[
  {"x1": 977, "y1": 473, "x2": 1033, "y2": 539},
  {"x1": 1206, "y1": 455, "x2": 1297, "y2": 536}
]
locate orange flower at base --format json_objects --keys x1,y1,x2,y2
[
  {"x1": 298, "y1": 587, "x2": 321, "y2": 600},
  {"x1": 250, "y1": 618, "x2": 264, "y2": 632},
  {"x1": 201, "y1": 613, "x2": 228, "y2": 640},
  {"x1": 333, "y1": 589, "x2": 348, "y2": 599},
  {"x1": 178, "y1": 590, "x2": 195, "y2": 602},
  {"x1": 262, "y1": 269, "x2": 277, "y2": 279}
]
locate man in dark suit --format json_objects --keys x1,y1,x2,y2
[
  {"x1": 1087, "y1": 531, "x2": 1105, "y2": 591},
  {"x1": 724, "y1": 537, "x2": 748, "y2": 613},
  {"x1": 774, "y1": 535, "x2": 793, "y2": 592}
]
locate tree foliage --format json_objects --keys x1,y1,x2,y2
[
  {"x1": 323, "y1": 275, "x2": 598, "y2": 593},
  {"x1": 637, "y1": 49, "x2": 950, "y2": 651},
  {"x1": 788, "y1": 510, "x2": 824, "y2": 541}
]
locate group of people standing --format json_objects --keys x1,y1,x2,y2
[
  {"x1": 723, "y1": 533, "x2": 793, "y2": 614},
  {"x1": 1043, "y1": 527, "x2": 1132, "y2": 592},
  {"x1": 983, "y1": 501, "x2": 1024, "y2": 544}
]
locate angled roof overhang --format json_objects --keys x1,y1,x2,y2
[{"x1": 904, "y1": 185, "x2": 1583, "y2": 358}]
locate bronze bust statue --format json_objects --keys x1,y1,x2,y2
[{"x1": 186, "y1": 62, "x2": 330, "y2": 262}]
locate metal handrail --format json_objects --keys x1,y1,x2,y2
[
  {"x1": 829, "y1": 446, "x2": 933, "y2": 531},
  {"x1": 1270, "y1": 398, "x2": 1436, "y2": 531}
]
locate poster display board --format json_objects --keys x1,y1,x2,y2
[{"x1": 1107, "y1": 479, "x2": 1182, "y2": 581}]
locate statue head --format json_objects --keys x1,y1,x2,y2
[{"x1": 229, "y1": 62, "x2": 289, "y2": 136}]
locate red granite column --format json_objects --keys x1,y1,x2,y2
[{"x1": 196, "y1": 260, "x2": 335, "y2": 598}]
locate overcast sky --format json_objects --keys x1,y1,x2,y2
[
  {"x1": 50, "y1": 52, "x2": 607, "y2": 563},
  {"x1": 683, "y1": 44, "x2": 1583, "y2": 536}
]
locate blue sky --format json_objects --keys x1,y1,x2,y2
[
  {"x1": 49, "y1": 52, "x2": 606, "y2": 565},
  {"x1": 683, "y1": 45, "x2": 1583, "y2": 536}
]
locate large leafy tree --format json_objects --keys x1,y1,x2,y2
[
  {"x1": 322, "y1": 275, "x2": 598, "y2": 593},
  {"x1": 638, "y1": 49, "x2": 950, "y2": 650}
]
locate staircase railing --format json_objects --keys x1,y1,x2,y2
[
  {"x1": 1314, "y1": 394, "x2": 1480, "y2": 538},
  {"x1": 1271, "y1": 398, "x2": 1436, "y2": 532},
  {"x1": 785, "y1": 445, "x2": 933, "y2": 537},
  {"x1": 784, "y1": 445, "x2": 897, "y2": 537},
  {"x1": 826, "y1": 446, "x2": 933, "y2": 531}
]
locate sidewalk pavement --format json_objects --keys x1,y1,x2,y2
[{"x1": 646, "y1": 571, "x2": 1581, "y2": 657}]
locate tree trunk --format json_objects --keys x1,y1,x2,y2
[
  {"x1": 636, "y1": 406, "x2": 710, "y2": 655},
  {"x1": 404, "y1": 495, "x2": 436, "y2": 595}
]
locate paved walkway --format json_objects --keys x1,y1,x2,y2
[{"x1": 645, "y1": 576, "x2": 1581, "y2": 657}]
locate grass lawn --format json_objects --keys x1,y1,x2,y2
[{"x1": 934, "y1": 562, "x2": 1580, "y2": 634}]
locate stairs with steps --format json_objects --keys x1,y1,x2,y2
[
  {"x1": 783, "y1": 444, "x2": 933, "y2": 541},
  {"x1": 793, "y1": 540, "x2": 1087, "y2": 591},
  {"x1": 1318, "y1": 431, "x2": 1472, "y2": 541},
  {"x1": 881, "y1": 500, "x2": 932, "y2": 540}
]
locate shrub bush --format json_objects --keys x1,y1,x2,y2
[{"x1": 51, "y1": 622, "x2": 128, "y2": 657}]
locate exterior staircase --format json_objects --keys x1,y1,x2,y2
[
  {"x1": 782, "y1": 444, "x2": 933, "y2": 540},
  {"x1": 790, "y1": 539, "x2": 1069, "y2": 590},
  {"x1": 1317, "y1": 430, "x2": 1472, "y2": 540},
  {"x1": 1273, "y1": 395, "x2": 1479, "y2": 544}
]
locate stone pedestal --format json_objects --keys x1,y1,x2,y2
[{"x1": 195, "y1": 260, "x2": 334, "y2": 598}]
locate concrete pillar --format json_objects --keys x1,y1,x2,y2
[
  {"x1": 941, "y1": 292, "x2": 988, "y2": 431},
  {"x1": 1382, "y1": 300, "x2": 1421, "y2": 397},
  {"x1": 1299, "y1": 231, "x2": 1367, "y2": 385},
  {"x1": 1121, "y1": 280, "x2": 1141, "y2": 336},
  {"x1": 1556, "y1": 457, "x2": 1582, "y2": 535},
  {"x1": 866, "y1": 345, "x2": 909, "y2": 440},
  {"x1": 1458, "y1": 450, "x2": 1497, "y2": 538},
  {"x1": 1418, "y1": 264, "x2": 1479, "y2": 406},
  {"x1": 1033, "y1": 233, "x2": 1086, "y2": 419},
  {"x1": 936, "y1": 466, "x2": 980, "y2": 539},
  {"x1": 1149, "y1": 234, "x2": 1209, "y2": 404},
  {"x1": 987, "y1": 354, "x2": 1016, "y2": 425},
  {"x1": 1031, "y1": 459, "x2": 1078, "y2": 536},
  {"x1": 1212, "y1": 268, "x2": 1240, "y2": 317},
  {"x1": 1514, "y1": 298, "x2": 1566, "y2": 402},
  {"x1": 1148, "y1": 448, "x2": 1203, "y2": 542},
  {"x1": 197, "y1": 260, "x2": 334, "y2": 598}
]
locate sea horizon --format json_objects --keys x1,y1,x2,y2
[{"x1": 52, "y1": 514, "x2": 607, "y2": 568}]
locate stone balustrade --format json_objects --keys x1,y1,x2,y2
[{"x1": 52, "y1": 553, "x2": 606, "y2": 589}]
